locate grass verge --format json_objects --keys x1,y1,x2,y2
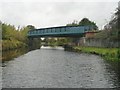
[{"x1": 73, "y1": 46, "x2": 120, "y2": 62}]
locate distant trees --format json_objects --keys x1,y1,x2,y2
[
  {"x1": 66, "y1": 20, "x2": 78, "y2": 26},
  {"x1": 66, "y1": 18, "x2": 98, "y2": 30},
  {"x1": 79, "y1": 18, "x2": 98, "y2": 30},
  {"x1": 27, "y1": 25, "x2": 35, "y2": 30}
]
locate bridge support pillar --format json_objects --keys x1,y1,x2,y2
[
  {"x1": 72, "y1": 37, "x2": 81, "y2": 46},
  {"x1": 28, "y1": 37, "x2": 41, "y2": 50}
]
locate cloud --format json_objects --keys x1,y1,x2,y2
[{"x1": 0, "y1": 1, "x2": 118, "y2": 29}]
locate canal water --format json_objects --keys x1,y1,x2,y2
[{"x1": 2, "y1": 46, "x2": 120, "y2": 88}]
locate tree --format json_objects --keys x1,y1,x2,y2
[
  {"x1": 66, "y1": 20, "x2": 78, "y2": 26},
  {"x1": 27, "y1": 25, "x2": 35, "y2": 30},
  {"x1": 66, "y1": 18, "x2": 98, "y2": 30},
  {"x1": 95, "y1": 4, "x2": 120, "y2": 40},
  {"x1": 115, "y1": 7, "x2": 120, "y2": 29},
  {"x1": 105, "y1": 4, "x2": 120, "y2": 30},
  {"x1": 2, "y1": 23, "x2": 16, "y2": 40},
  {"x1": 79, "y1": 18, "x2": 98, "y2": 30}
]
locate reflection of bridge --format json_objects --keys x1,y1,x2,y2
[{"x1": 27, "y1": 25, "x2": 94, "y2": 37}]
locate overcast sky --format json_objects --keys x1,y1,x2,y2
[{"x1": 0, "y1": 0, "x2": 119, "y2": 29}]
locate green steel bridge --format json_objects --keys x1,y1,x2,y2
[{"x1": 27, "y1": 25, "x2": 94, "y2": 38}]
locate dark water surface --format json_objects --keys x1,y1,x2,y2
[{"x1": 2, "y1": 46, "x2": 120, "y2": 88}]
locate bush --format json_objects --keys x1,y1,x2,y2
[{"x1": 2, "y1": 40, "x2": 27, "y2": 51}]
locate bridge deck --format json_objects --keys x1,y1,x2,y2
[{"x1": 28, "y1": 26, "x2": 93, "y2": 37}]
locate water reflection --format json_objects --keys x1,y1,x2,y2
[
  {"x1": 2, "y1": 46, "x2": 63, "y2": 63},
  {"x1": 2, "y1": 48, "x2": 29, "y2": 62},
  {"x1": 41, "y1": 45, "x2": 64, "y2": 50}
]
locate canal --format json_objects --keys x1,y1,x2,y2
[{"x1": 2, "y1": 46, "x2": 120, "y2": 88}]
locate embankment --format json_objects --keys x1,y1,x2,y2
[{"x1": 64, "y1": 45, "x2": 120, "y2": 62}]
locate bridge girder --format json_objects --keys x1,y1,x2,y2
[{"x1": 27, "y1": 25, "x2": 93, "y2": 38}]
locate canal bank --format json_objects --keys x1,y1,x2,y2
[{"x1": 64, "y1": 45, "x2": 120, "y2": 62}]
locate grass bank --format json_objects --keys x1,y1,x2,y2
[
  {"x1": 73, "y1": 46, "x2": 120, "y2": 62},
  {"x1": 2, "y1": 40, "x2": 27, "y2": 51}
]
